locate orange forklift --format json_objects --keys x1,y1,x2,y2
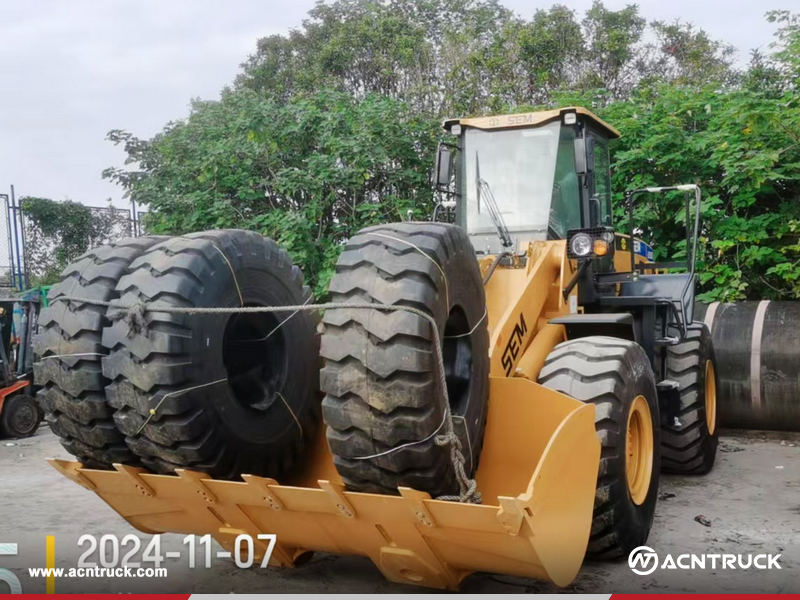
[{"x1": 0, "y1": 291, "x2": 41, "y2": 438}]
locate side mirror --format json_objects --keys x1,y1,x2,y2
[
  {"x1": 573, "y1": 138, "x2": 587, "y2": 175},
  {"x1": 435, "y1": 143, "x2": 453, "y2": 188}
]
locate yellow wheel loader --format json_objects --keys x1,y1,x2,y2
[{"x1": 42, "y1": 107, "x2": 718, "y2": 590}]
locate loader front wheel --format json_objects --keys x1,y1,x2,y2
[
  {"x1": 656, "y1": 323, "x2": 718, "y2": 474},
  {"x1": 538, "y1": 336, "x2": 660, "y2": 559},
  {"x1": 321, "y1": 222, "x2": 489, "y2": 497}
]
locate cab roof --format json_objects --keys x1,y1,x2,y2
[{"x1": 443, "y1": 106, "x2": 621, "y2": 139}]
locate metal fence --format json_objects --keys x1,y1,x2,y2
[
  {"x1": 22, "y1": 204, "x2": 136, "y2": 285},
  {"x1": 0, "y1": 186, "x2": 147, "y2": 290},
  {"x1": 0, "y1": 189, "x2": 25, "y2": 290}
]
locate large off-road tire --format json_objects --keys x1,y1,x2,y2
[
  {"x1": 102, "y1": 230, "x2": 319, "y2": 481},
  {"x1": 321, "y1": 222, "x2": 489, "y2": 497},
  {"x1": 538, "y1": 336, "x2": 660, "y2": 559},
  {"x1": 656, "y1": 323, "x2": 718, "y2": 474},
  {"x1": 32, "y1": 236, "x2": 166, "y2": 467},
  {"x1": 0, "y1": 394, "x2": 40, "y2": 438}
]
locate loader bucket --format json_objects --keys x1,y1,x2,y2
[{"x1": 49, "y1": 377, "x2": 600, "y2": 590}]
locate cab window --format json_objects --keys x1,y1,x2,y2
[
  {"x1": 591, "y1": 132, "x2": 613, "y2": 227},
  {"x1": 548, "y1": 126, "x2": 581, "y2": 238}
]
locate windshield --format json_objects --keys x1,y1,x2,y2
[{"x1": 462, "y1": 121, "x2": 562, "y2": 238}]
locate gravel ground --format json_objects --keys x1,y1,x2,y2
[{"x1": 1, "y1": 426, "x2": 798, "y2": 594}]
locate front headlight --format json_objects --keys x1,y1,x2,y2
[
  {"x1": 570, "y1": 233, "x2": 593, "y2": 257},
  {"x1": 566, "y1": 226, "x2": 616, "y2": 259}
]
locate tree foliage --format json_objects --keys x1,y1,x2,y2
[
  {"x1": 105, "y1": 1, "x2": 800, "y2": 301},
  {"x1": 21, "y1": 197, "x2": 128, "y2": 284},
  {"x1": 104, "y1": 90, "x2": 437, "y2": 295},
  {"x1": 236, "y1": 0, "x2": 734, "y2": 114},
  {"x1": 590, "y1": 87, "x2": 800, "y2": 301}
]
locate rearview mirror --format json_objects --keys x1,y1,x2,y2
[
  {"x1": 573, "y1": 138, "x2": 587, "y2": 175},
  {"x1": 435, "y1": 144, "x2": 453, "y2": 187}
]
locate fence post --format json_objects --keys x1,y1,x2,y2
[
  {"x1": 0, "y1": 193, "x2": 15, "y2": 289},
  {"x1": 10, "y1": 186, "x2": 27, "y2": 290},
  {"x1": 131, "y1": 200, "x2": 138, "y2": 237}
]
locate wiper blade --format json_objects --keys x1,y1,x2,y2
[{"x1": 475, "y1": 152, "x2": 513, "y2": 248}]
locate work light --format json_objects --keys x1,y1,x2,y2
[{"x1": 570, "y1": 233, "x2": 593, "y2": 257}]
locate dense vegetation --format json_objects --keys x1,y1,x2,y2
[
  {"x1": 20, "y1": 197, "x2": 130, "y2": 284},
  {"x1": 103, "y1": 1, "x2": 800, "y2": 301}
]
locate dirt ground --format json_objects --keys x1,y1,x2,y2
[{"x1": 1, "y1": 426, "x2": 798, "y2": 594}]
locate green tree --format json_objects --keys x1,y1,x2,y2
[
  {"x1": 579, "y1": 1, "x2": 646, "y2": 97},
  {"x1": 106, "y1": 1, "x2": 800, "y2": 302},
  {"x1": 649, "y1": 20, "x2": 736, "y2": 86},
  {"x1": 104, "y1": 89, "x2": 438, "y2": 295},
  {"x1": 767, "y1": 9, "x2": 800, "y2": 82},
  {"x1": 21, "y1": 197, "x2": 128, "y2": 284},
  {"x1": 236, "y1": 0, "x2": 732, "y2": 115},
  {"x1": 588, "y1": 84, "x2": 800, "y2": 301},
  {"x1": 516, "y1": 5, "x2": 585, "y2": 103}
]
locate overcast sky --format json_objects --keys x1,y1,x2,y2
[{"x1": 0, "y1": 0, "x2": 796, "y2": 209}]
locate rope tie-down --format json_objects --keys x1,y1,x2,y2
[{"x1": 54, "y1": 296, "x2": 483, "y2": 505}]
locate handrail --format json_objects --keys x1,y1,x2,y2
[{"x1": 624, "y1": 184, "x2": 702, "y2": 338}]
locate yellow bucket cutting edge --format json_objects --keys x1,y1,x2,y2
[{"x1": 49, "y1": 377, "x2": 600, "y2": 590}]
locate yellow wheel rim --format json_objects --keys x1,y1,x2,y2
[
  {"x1": 705, "y1": 360, "x2": 717, "y2": 436},
  {"x1": 626, "y1": 395, "x2": 654, "y2": 505}
]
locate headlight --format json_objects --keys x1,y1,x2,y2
[
  {"x1": 566, "y1": 227, "x2": 616, "y2": 259},
  {"x1": 570, "y1": 233, "x2": 593, "y2": 257}
]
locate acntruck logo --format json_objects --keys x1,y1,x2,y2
[
  {"x1": 629, "y1": 546, "x2": 659, "y2": 575},
  {"x1": 629, "y1": 546, "x2": 782, "y2": 575}
]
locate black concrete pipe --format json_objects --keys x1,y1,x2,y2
[{"x1": 695, "y1": 301, "x2": 800, "y2": 432}]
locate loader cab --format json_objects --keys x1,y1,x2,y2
[
  {"x1": 437, "y1": 107, "x2": 619, "y2": 256},
  {"x1": 435, "y1": 108, "x2": 704, "y2": 372}
]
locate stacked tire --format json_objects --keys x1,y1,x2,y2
[
  {"x1": 33, "y1": 230, "x2": 320, "y2": 481},
  {"x1": 33, "y1": 237, "x2": 167, "y2": 467},
  {"x1": 319, "y1": 222, "x2": 490, "y2": 498}
]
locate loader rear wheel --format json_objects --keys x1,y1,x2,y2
[
  {"x1": 321, "y1": 222, "x2": 489, "y2": 497},
  {"x1": 538, "y1": 336, "x2": 660, "y2": 559},
  {"x1": 102, "y1": 230, "x2": 319, "y2": 481},
  {"x1": 656, "y1": 323, "x2": 718, "y2": 474},
  {"x1": 0, "y1": 394, "x2": 40, "y2": 438},
  {"x1": 32, "y1": 236, "x2": 166, "y2": 467}
]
